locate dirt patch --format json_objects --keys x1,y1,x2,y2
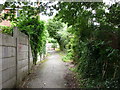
[{"x1": 64, "y1": 61, "x2": 80, "y2": 88}]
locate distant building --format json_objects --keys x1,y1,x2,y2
[
  {"x1": 0, "y1": 2, "x2": 37, "y2": 27},
  {"x1": 0, "y1": 7, "x2": 20, "y2": 27},
  {"x1": 0, "y1": 8, "x2": 12, "y2": 26}
]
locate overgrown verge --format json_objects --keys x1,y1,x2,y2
[
  {"x1": 55, "y1": 2, "x2": 120, "y2": 88},
  {"x1": 60, "y1": 51, "x2": 79, "y2": 88}
]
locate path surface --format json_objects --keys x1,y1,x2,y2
[{"x1": 21, "y1": 51, "x2": 69, "y2": 88}]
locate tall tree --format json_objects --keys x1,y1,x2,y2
[
  {"x1": 46, "y1": 19, "x2": 66, "y2": 51},
  {"x1": 50, "y1": 2, "x2": 120, "y2": 88}
]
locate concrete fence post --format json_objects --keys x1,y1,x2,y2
[
  {"x1": 0, "y1": 33, "x2": 2, "y2": 89},
  {"x1": 13, "y1": 27, "x2": 19, "y2": 87},
  {"x1": 0, "y1": 27, "x2": 33, "y2": 88},
  {"x1": 28, "y1": 35, "x2": 30, "y2": 74}
]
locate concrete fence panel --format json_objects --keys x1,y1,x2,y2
[
  {"x1": 0, "y1": 27, "x2": 34, "y2": 88},
  {"x1": 1, "y1": 34, "x2": 16, "y2": 88},
  {"x1": 0, "y1": 33, "x2": 2, "y2": 90}
]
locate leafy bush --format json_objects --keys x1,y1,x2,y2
[
  {"x1": 76, "y1": 40, "x2": 120, "y2": 88},
  {"x1": 0, "y1": 26, "x2": 13, "y2": 35},
  {"x1": 55, "y1": 2, "x2": 120, "y2": 88},
  {"x1": 17, "y1": 17, "x2": 47, "y2": 64},
  {"x1": 48, "y1": 38, "x2": 57, "y2": 43},
  {"x1": 62, "y1": 52, "x2": 73, "y2": 62},
  {"x1": 46, "y1": 19, "x2": 68, "y2": 51},
  {"x1": 51, "y1": 43, "x2": 57, "y2": 49}
]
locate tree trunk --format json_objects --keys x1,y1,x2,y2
[
  {"x1": 33, "y1": 50, "x2": 37, "y2": 65},
  {"x1": 57, "y1": 40, "x2": 64, "y2": 51}
]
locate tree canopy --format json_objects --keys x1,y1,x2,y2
[
  {"x1": 1, "y1": 1, "x2": 120, "y2": 87},
  {"x1": 46, "y1": 19, "x2": 67, "y2": 51},
  {"x1": 50, "y1": 2, "x2": 120, "y2": 88}
]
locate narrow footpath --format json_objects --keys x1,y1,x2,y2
[{"x1": 20, "y1": 51, "x2": 76, "y2": 88}]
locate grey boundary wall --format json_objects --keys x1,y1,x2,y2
[
  {"x1": 0, "y1": 33, "x2": 2, "y2": 89},
  {"x1": 0, "y1": 27, "x2": 33, "y2": 89}
]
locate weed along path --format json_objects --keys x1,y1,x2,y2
[{"x1": 20, "y1": 51, "x2": 77, "y2": 88}]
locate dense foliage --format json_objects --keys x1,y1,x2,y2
[
  {"x1": 1, "y1": 1, "x2": 120, "y2": 87},
  {"x1": 53, "y1": 2, "x2": 120, "y2": 88},
  {"x1": 0, "y1": 2, "x2": 48, "y2": 65},
  {"x1": 17, "y1": 16, "x2": 47, "y2": 64},
  {"x1": 0, "y1": 26, "x2": 13, "y2": 35},
  {"x1": 47, "y1": 38, "x2": 57, "y2": 43},
  {"x1": 0, "y1": 2, "x2": 49, "y2": 22},
  {"x1": 46, "y1": 19, "x2": 68, "y2": 51}
]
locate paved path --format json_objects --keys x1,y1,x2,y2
[{"x1": 22, "y1": 51, "x2": 68, "y2": 88}]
